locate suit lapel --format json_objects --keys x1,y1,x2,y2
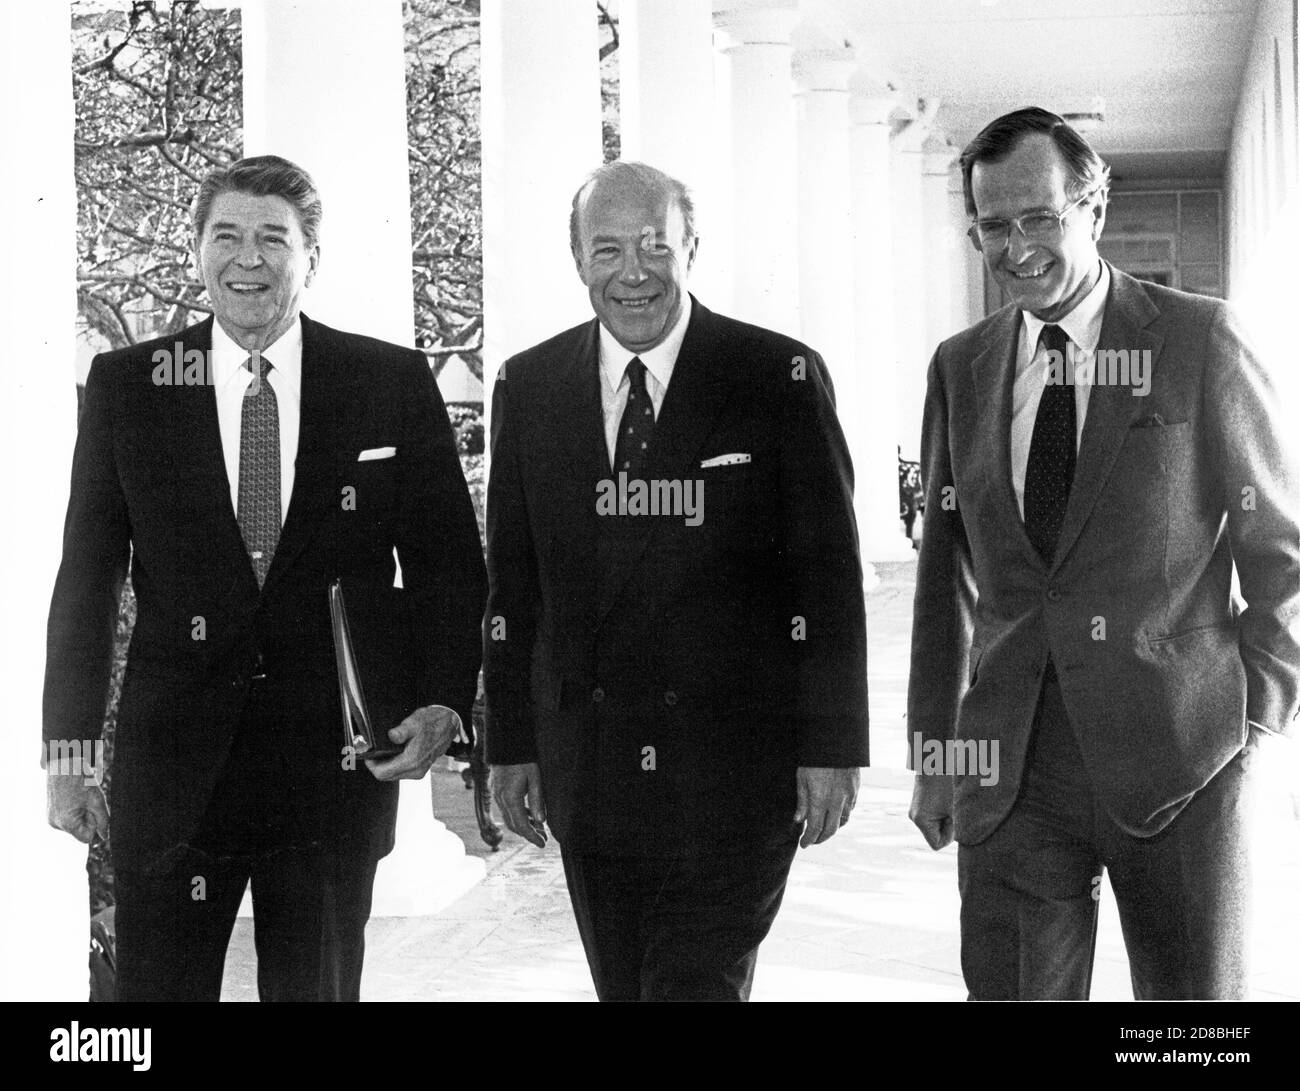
[
  {"x1": 972, "y1": 306, "x2": 1044, "y2": 568},
  {"x1": 594, "y1": 299, "x2": 729, "y2": 623},
  {"x1": 261, "y1": 313, "x2": 344, "y2": 593},
  {"x1": 165, "y1": 319, "x2": 256, "y2": 589},
  {"x1": 1051, "y1": 267, "x2": 1163, "y2": 570},
  {"x1": 554, "y1": 319, "x2": 610, "y2": 492},
  {"x1": 537, "y1": 320, "x2": 606, "y2": 626},
  {"x1": 640, "y1": 299, "x2": 728, "y2": 484}
]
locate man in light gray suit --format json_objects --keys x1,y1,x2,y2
[{"x1": 908, "y1": 107, "x2": 1300, "y2": 999}]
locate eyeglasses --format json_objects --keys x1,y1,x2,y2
[{"x1": 966, "y1": 189, "x2": 1100, "y2": 252}]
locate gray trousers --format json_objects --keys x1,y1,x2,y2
[{"x1": 958, "y1": 667, "x2": 1259, "y2": 1000}]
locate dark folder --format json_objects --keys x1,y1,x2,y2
[{"x1": 329, "y1": 579, "x2": 403, "y2": 761}]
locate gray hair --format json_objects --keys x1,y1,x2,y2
[
  {"x1": 569, "y1": 160, "x2": 696, "y2": 256},
  {"x1": 192, "y1": 154, "x2": 323, "y2": 249}
]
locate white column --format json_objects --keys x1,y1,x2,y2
[
  {"x1": 950, "y1": 160, "x2": 984, "y2": 332},
  {"x1": 714, "y1": 2, "x2": 800, "y2": 335},
  {"x1": 890, "y1": 99, "x2": 938, "y2": 462},
  {"x1": 243, "y1": 0, "x2": 483, "y2": 917},
  {"x1": 620, "y1": 0, "x2": 727, "y2": 307},
  {"x1": 798, "y1": 50, "x2": 887, "y2": 586},
  {"x1": 709, "y1": 37, "x2": 737, "y2": 316},
  {"x1": 242, "y1": 0, "x2": 415, "y2": 345},
  {"x1": 921, "y1": 140, "x2": 958, "y2": 345},
  {"x1": 0, "y1": 2, "x2": 89, "y2": 999},
  {"x1": 917, "y1": 137, "x2": 973, "y2": 459},
  {"x1": 481, "y1": 0, "x2": 602, "y2": 398},
  {"x1": 794, "y1": 50, "x2": 856, "y2": 381},
  {"x1": 850, "y1": 90, "x2": 914, "y2": 563}
]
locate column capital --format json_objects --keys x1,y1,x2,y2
[
  {"x1": 893, "y1": 96, "x2": 941, "y2": 152},
  {"x1": 923, "y1": 134, "x2": 960, "y2": 176},
  {"x1": 848, "y1": 66, "x2": 899, "y2": 126},
  {"x1": 793, "y1": 48, "x2": 856, "y2": 94},
  {"x1": 849, "y1": 91, "x2": 898, "y2": 127},
  {"x1": 714, "y1": 1, "x2": 800, "y2": 47}
]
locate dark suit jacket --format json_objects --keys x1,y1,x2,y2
[
  {"x1": 43, "y1": 314, "x2": 487, "y2": 873},
  {"x1": 909, "y1": 264, "x2": 1300, "y2": 844},
  {"x1": 483, "y1": 297, "x2": 869, "y2": 857}
]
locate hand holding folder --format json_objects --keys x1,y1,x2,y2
[
  {"x1": 330, "y1": 579, "x2": 403, "y2": 762},
  {"x1": 330, "y1": 579, "x2": 468, "y2": 776}
]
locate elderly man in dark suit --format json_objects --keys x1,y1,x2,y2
[
  {"x1": 484, "y1": 161, "x2": 870, "y2": 1001},
  {"x1": 43, "y1": 155, "x2": 486, "y2": 1001},
  {"x1": 908, "y1": 107, "x2": 1300, "y2": 999}
]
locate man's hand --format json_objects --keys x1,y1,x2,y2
[
  {"x1": 909, "y1": 773, "x2": 955, "y2": 850},
  {"x1": 491, "y1": 762, "x2": 547, "y2": 848},
  {"x1": 47, "y1": 772, "x2": 109, "y2": 844},
  {"x1": 794, "y1": 766, "x2": 860, "y2": 848},
  {"x1": 365, "y1": 704, "x2": 462, "y2": 781}
]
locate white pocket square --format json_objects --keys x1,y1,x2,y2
[
  {"x1": 357, "y1": 446, "x2": 396, "y2": 461},
  {"x1": 700, "y1": 452, "x2": 751, "y2": 468}
]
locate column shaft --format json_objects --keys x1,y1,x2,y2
[
  {"x1": 0, "y1": 0, "x2": 92, "y2": 998},
  {"x1": 716, "y1": 6, "x2": 800, "y2": 334},
  {"x1": 795, "y1": 57, "x2": 855, "y2": 380},
  {"x1": 620, "y1": 0, "x2": 726, "y2": 306},
  {"x1": 851, "y1": 100, "x2": 913, "y2": 562},
  {"x1": 891, "y1": 145, "x2": 927, "y2": 461},
  {"x1": 481, "y1": 0, "x2": 603, "y2": 397},
  {"x1": 243, "y1": 0, "x2": 416, "y2": 344}
]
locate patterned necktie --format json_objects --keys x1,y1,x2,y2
[
  {"x1": 612, "y1": 357, "x2": 655, "y2": 478},
  {"x1": 1023, "y1": 324, "x2": 1076, "y2": 562},
  {"x1": 237, "y1": 354, "x2": 280, "y2": 587}
]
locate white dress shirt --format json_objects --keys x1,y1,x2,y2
[
  {"x1": 211, "y1": 316, "x2": 302, "y2": 525},
  {"x1": 1010, "y1": 262, "x2": 1110, "y2": 518},
  {"x1": 598, "y1": 296, "x2": 693, "y2": 470}
]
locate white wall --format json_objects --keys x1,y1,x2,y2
[{"x1": 1225, "y1": 0, "x2": 1298, "y2": 387}]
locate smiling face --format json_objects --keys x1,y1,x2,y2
[
  {"x1": 195, "y1": 190, "x2": 319, "y2": 351},
  {"x1": 572, "y1": 175, "x2": 697, "y2": 353},
  {"x1": 970, "y1": 132, "x2": 1105, "y2": 322}
]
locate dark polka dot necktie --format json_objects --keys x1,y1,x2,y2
[
  {"x1": 1023, "y1": 324, "x2": 1076, "y2": 562},
  {"x1": 237, "y1": 354, "x2": 281, "y2": 588},
  {"x1": 612, "y1": 357, "x2": 655, "y2": 478}
]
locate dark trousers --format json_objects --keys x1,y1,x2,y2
[
  {"x1": 958, "y1": 668, "x2": 1258, "y2": 1000},
  {"x1": 114, "y1": 679, "x2": 379, "y2": 1002},
  {"x1": 115, "y1": 846, "x2": 378, "y2": 1002},
  {"x1": 561, "y1": 837, "x2": 798, "y2": 1001}
]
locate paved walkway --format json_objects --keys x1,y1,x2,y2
[{"x1": 221, "y1": 560, "x2": 1300, "y2": 1001}]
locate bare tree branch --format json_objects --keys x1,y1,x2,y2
[
  {"x1": 73, "y1": 3, "x2": 238, "y2": 348},
  {"x1": 597, "y1": 1, "x2": 619, "y2": 60}
]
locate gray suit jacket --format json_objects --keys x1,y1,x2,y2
[{"x1": 908, "y1": 264, "x2": 1300, "y2": 844}]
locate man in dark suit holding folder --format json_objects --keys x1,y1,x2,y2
[
  {"x1": 485, "y1": 161, "x2": 870, "y2": 1001},
  {"x1": 43, "y1": 155, "x2": 486, "y2": 1001}
]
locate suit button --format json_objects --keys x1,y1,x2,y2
[
  {"x1": 1047, "y1": 589, "x2": 1062, "y2": 602},
  {"x1": 591, "y1": 687, "x2": 605, "y2": 703},
  {"x1": 663, "y1": 690, "x2": 678, "y2": 707}
]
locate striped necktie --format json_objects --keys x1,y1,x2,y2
[{"x1": 237, "y1": 354, "x2": 281, "y2": 588}]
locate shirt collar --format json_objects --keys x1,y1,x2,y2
[
  {"x1": 1020, "y1": 260, "x2": 1110, "y2": 355},
  {"x1": 599, "y1": 295, "x2": 693, "y2": 395},
  {"x1": 210, "y1": 314, "x2": 303, "y2": 398}
]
